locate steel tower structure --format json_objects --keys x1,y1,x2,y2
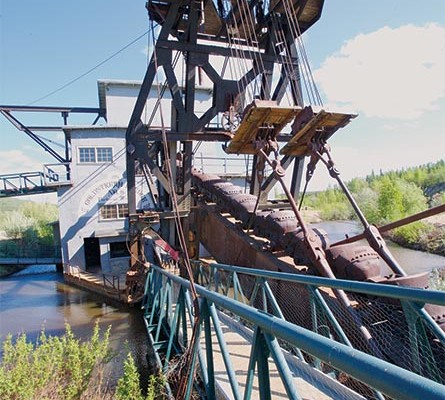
[{"x1": 125, "y1": 0, "x2": 326, "y2": 265}]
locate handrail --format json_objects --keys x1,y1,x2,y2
[
  {"x1": 197, "y1": 261, "x2": 445, "y2": 306},
  {"x1": 147, "y1": 265, "x2": 444, "y2": 400}
]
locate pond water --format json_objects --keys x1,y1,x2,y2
[
  {"x1": 0, "y1": 271, "x2": 151, "y2": 386},
  {"x1": 311, "y1": 220, "x2": 445, "y2": 275}
]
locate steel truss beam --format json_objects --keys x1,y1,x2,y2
[
  {"x1": 126, "y1": 0, "x2": 315, "y2": 231},
  {"x1": 0, "y1": 104, "x2": 106, "y2": 166}
]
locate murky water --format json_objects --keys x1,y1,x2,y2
[
  {"x1": 0, "y1": 271, "x2": 150, "y2": 386},
  {"x1": 311, "y1": 220, "x2": 445, "y2": 275}
]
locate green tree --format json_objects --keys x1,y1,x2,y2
[
  {"x1": 398, "y1": 180, "x2": 427, "y2": 216},
  {"x1": 355, "y1": 187, "x2": 379, "y2": 223},
  {"x1": 376, "y1": 176, "x2": 404, "y2": 222}
]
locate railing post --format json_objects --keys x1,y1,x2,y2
[
  {"x1": 263, "y1": 332, "x2": 302, "y2": 400},
  {"x1": 184, "y1": 305, "x2": 204, "y2": 400},
  {"x1": 249, "y1": 278, "x2": 261, "y2": 308},
  {"x1": 402, "y1": 300, "x2": 422, "y2": 375},
  {"x1": 410, "y1": 302, "x2": 445, "y2": 345},
  {"x1": 401, "y1": 300, "x2": 444, "y2": 383},
  {"x1": 260, "y1": 279, "x2": 268, "y2": 312},
  {"x1": 233, "y1": 272, "x2": 248, "y2": 305},
  {"x1": 163, "y1": 286, "x2": 184, "y2": 371},
  {"x1": 208, "y1": 302, "x2": 242, "y2": 400},
  {"x1": 309, "y1": 286, "x2": 353, "y2": 347},
  {"x1": 244, "y1": 327, "x2": 271, "y2": 400},
  {"x1": 202, "y1": 300, "x2": 216, "y2": 399}
]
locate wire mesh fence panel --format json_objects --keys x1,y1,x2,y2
[{"x1": 191, "y1": 262, "x2": 445, "y2": 398}]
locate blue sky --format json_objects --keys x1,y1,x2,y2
[{"x1": 0, "y1": 0, "x2": 444, "y2": 195}]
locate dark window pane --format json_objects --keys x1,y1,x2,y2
[{"x1": 110, "y1": 241, "x2": 130, "y2": 258}]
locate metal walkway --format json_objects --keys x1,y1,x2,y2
[
  {"x1": 0, "y1": 164, "x2": 71, "y2": 198},
  {"x1": 142, "y1": 262, "x2": 445, "y2": 400}
]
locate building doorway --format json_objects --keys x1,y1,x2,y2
[{"x1": 84, "y1": 238, "x2": 101, "y2": 272}]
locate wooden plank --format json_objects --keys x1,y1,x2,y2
[
  {"x1": 280, "y1": 108, "x2": 356, "y2": 156},
  {"x1": 225, "y1": 100, "x2": 301, "y2": 154}
]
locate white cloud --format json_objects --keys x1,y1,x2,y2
[
  {"x1": 0, "y1": 150, "x2": 44, "y2": 174},
  {"x1": 314, "y1": 24, "x2": 445, "y2": 119}
]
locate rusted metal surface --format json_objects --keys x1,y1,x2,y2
[
  {"x1": 326, "y1": 244, "x2": 382, "y2": 281},
  {"x1": 148, "y1": 0, "x2": 324, "y2": 39},
  {"x1": 193, "y1": 169, "x2": 394, "y2": 285},
  {"x1": 191, "y1": 203, "x2": 299, "y2": 274}
]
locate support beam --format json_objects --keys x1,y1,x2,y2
[{"x1": 1, "y1": 110, "x2": 66, "y2": 164}]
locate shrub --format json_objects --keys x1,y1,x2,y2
[
  {"x1": 0, "y1": 201, "x2": 58, "y2": 246},
  {"x1": 393, "y1": 222, "x2": 431, "y2": 246},
  {"x1": 116, "y1": 353, "x2": 145, "y2": 400},
  {"x1": 304, "y1": 188, "x2": 353, "y2": 221},
  {"x1": 116, "y1": 352, "x2": 165, "y2": 400},
  {"x1": 1, "y1": 211, "x2": 33, "y2": 239},
  {"x1": 0, "y1": 323, "x2": 111, "y2": 400}
]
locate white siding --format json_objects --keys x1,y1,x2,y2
[
  {"x1": 58, "y1": 128, "x2": 153, "y2": 271},
  {"x1": 58, "y1": 80, "x2": 214, "y2": 272}
]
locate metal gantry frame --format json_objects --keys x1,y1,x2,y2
[
  {"x1": 125, "y1": 0, "x2": 325, "y2": 255},
  {"x1": 0, "y1": 105, "x2": 106, "y2": 196},
  {"x1": 143, "y1": 263, "x2": 445, "y2": 400},
  {"x1": 0, "y1": 105, "x2": 106, "y2": 165}
]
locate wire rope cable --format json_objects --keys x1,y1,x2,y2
[
  {"x1": 282, "y1": 0, "x2": 322, "y2": 105},
  {"x1": 149, "y1": 15, "x2": 202, "y2": 398},
  {"x1": 28, "y1": 28, "x2": 155, "y2": 105},
  {"x1": 235, "y1": 0, "x2": 267, "y2": 98},
  {"x1": 271, "y1": 14, "x2": 303, "y2": 105}
]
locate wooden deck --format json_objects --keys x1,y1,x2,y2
[
  {"x1": 64, "y1": 268, "x2": 128, "y2": 303},
  {"x1": 280, "y1": 107, "x2": 356, "y2": 156}
]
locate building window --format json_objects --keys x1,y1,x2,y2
[
  {"x1": 78, "y1": 147, "x2": 113, "y2": 163},
  {"x1": 79, "y1": 147, "x2": 96, "y2": 163},
  {"x1": 97, "y1": 147, "x2": 113, "y2": 162},
  {"x1": 100, "y1": 204, "x2": 128, "y2": 220},
  {"x1": 109, "y1": 241, "x2": 130, "y2": 258}
]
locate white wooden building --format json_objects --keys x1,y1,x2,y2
[{"x1": 58, "y1": 80, "x2": 214, "y2": 274}]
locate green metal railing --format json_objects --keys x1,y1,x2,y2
[
  {"x1": 142, "y1": 264, "x2": 445, "y2": 400},
  {"x1": 193, "y1": 262, "x2": 445, "y2": 385}
]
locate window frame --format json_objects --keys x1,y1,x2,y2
[
  {"x1": 99, "y1": 203, "x2": 128, "y2": 221},
  {"x1": 78, "y1": 146, "x2": 113, "y2": 164}
]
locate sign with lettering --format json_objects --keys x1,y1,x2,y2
[{"x1": 79, "y1": 176, "x2": 154, "y2": 215}]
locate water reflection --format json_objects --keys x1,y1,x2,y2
[{"x1": 0, "y1": 272, "x2": 150, "y2": 386}]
